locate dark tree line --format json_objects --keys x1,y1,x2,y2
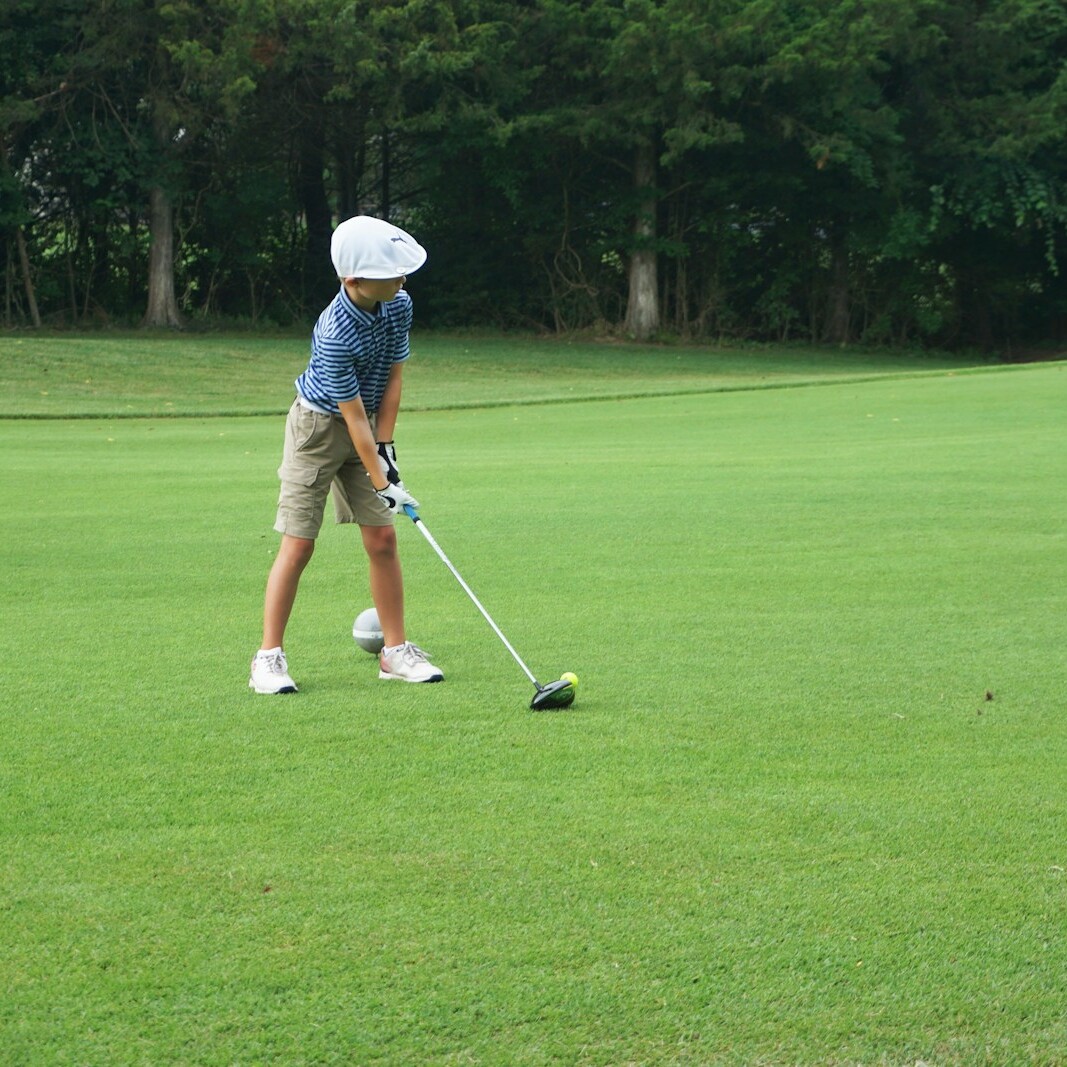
[{"x1": 2, "y1": 0, "x2": 1066, "y2": 349}]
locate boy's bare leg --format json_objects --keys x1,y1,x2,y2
[
  {"x1": 262, "y1": 534, "x2": 315, "y2": 649},
  {"x1": 361, "y1": 524, "x2": 405, "y2": 648}
]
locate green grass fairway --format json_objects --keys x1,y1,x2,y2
[
  {"x1": 1, "y1": 343, "x2": 1065, "y2": 1064},
  {"x1": 1, "y1": 330, "x2": 976, "y2": 417}
]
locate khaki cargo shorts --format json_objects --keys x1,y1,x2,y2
[{"x1": 274, "y1": 399, "x2": 393, "y2": 538}]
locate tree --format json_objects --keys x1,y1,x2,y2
[
  {"x1": 0, "y1": 0, "x2": 83, "y2": 325},
  {"x1": 602, "y1": 0, "x2": 752, "y2": 338},
  {"x1": 736, "y1": 0, "x2": 947, "y2": 343},
  {"x1": 915, "y1": 0, "x2": 1067, "y2": 346},
  {"x1": 65, "y1": 0, "x2": 259, "y2": 327}
]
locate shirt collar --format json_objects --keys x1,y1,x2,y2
[{"x1": 337, "y1": 284, "x2": 378, "y2": 325}]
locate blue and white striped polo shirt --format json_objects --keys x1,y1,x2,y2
[{"x1": 295, "y1": 286, "x2": 412, "y2": 415}]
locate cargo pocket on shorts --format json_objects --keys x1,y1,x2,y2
[
  {"x1": 276, "y1": 460, "x2": 331, "y2": 537},
  {"x1": 277, "y1": 460, "x2": 324, "y2": 488}
]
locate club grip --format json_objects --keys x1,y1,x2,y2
[{"x1": 403, "y1": 503, "x2": 420, "y2": 521}]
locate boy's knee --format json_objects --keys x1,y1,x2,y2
[
  {"x1": 362, "y1": 524, "x2": 398, "y2": 559},
  {"x1": 280, "y1": 535, "x2": 316, "y2": 566}
]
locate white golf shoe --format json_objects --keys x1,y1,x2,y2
[
  {"x1": 249, "y1": 647, "x2": 298, "y2": 694},
  {"x1": 378, "y1": 642, "x2": 444, "y2": 683}
]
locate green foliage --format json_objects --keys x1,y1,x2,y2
[
  {"x1": 0, "y1": 0, "x2": 83, "y2": 233},
  {"x1": 2, "y1": 0, "x2": 1066, "y2": 347}
]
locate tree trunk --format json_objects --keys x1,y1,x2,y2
[
  {"x1": 380, "y1": 128, "x2": 391, "y2": 219},
  {"x1": 623, "y1": 139, "x2": 659, "y2": 340},
  {"x1": 298, "y1": 122, "x2": 335, "y2": 300},
  {"x1": 15, "y1": 226, "x2": 42, "y2": 327},
  {"x1": 142, "y1": 184, "x2": 182, "y2": 328},
  {"x1": 822, "y1": 233, "x2": 850, "y2": 344}
]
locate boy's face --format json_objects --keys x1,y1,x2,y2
[{"x1": 346, "y1": 276, "x2": 406, "y2": 310}]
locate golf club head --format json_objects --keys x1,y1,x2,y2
[{"x1": 530, "y1": 678, "x2": 576, "y2": 711}]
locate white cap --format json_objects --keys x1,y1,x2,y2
[{"x1": 330, "y1": 215, "x2": 427, "y2": 279}]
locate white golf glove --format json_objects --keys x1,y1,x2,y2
[
  {"x1": 375, "y1": 481, "x2": 419, "y2": 515},
  {"x1": 376, "y1": 441, "x2": 402, "y2": 486}
]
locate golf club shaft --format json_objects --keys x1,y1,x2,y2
[{"x1": 403, "y1": 505, "x2": 539, "y2": 687}]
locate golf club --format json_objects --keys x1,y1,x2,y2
[{"x1": 402, "y1": 504, "x2": 576, "y2": 710}]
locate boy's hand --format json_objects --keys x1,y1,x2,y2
[
  {"x1": 376, "y1": 481, "x2": 419, "y2": 515},
  {"x1": 376, "y1": 441, "x2": 402, "y2": 485}
]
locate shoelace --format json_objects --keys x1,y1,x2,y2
[
  {"x1": 396, "y1": 642, "x2": 430, "y2": 665},
  {"x1": 261, "y1": 651, "x2": 287, "y2": 673}
]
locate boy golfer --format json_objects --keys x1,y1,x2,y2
[{"x1": 250, "y1": 215, "x2": 444, "y2": 693}]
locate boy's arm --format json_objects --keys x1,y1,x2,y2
[
  {"x1": 375, "y1": 362, "x2": 404, "y2": 443},
  {"x1": 337, "y1": 396, "x2": 389, "y2": 491}
]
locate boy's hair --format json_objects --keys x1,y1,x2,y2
[{"x1": 331, "y1": 216, "x2": 427, "y2": 280}]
